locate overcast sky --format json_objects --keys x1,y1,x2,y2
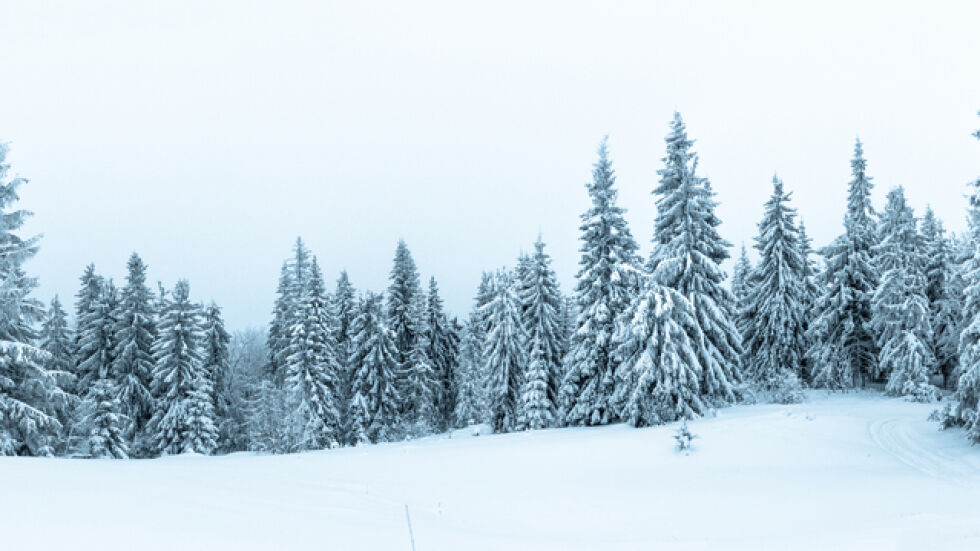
[{"x1": 1, "y1": 1, "x2": 978, "y2": 329}]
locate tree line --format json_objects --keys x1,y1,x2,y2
[{"x1": 2, "y1": 112, "x2": 979, "y2": 458}]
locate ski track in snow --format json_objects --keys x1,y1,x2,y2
[{"x1": 867, "y1": 417, "x2": 977, "y2": 483}]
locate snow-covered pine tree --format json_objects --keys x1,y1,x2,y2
[
  {"x1": 483, "y1": 272, "x2": 527, "y2": 433},
  {"x1": 79, "y1": 377, "x2": 129, "y2": 459},
  {"x1": 650, "y1": 113, "x2": 741, "y2": 404},
  {"x1": 520, "y1": 334, "x2": 554, "y2": 430},
  {"x1": 332, "y1": 270, "x2": 357, "y2": 444},
  {"x1": 731, "y1": 244, "x2": 752, "y2": 307},
  {"x1": 453, "y1": 305, "x2": 488, "y2": 427},
  {"x1": 40, "y1": 296, "x2": 75, "y2": 392},
  {"x1": 386, "y1": 239, "x2": 423, "y2": 405},
  {"x1": 0, "y1": 145, "x2": 72, "y2": 456},
  {"x1": 348, "y1": 292, "x2": 401, "y2": 443},
  {"x1": 870, "y1": 188, "x2": 936, "y2": 401},
  {"x1": 111, "y1": 253, "x2": 156, "y2": 447},
  {"x1": 739, "y1": 177, "x2": 807, "y2": 398},
  {"x1": 944, "y1": 119, "x2": 980, "y2": 440},
  {"x1": 921, "y1": 207, "x2": 958, "y2": 384},
  {"x1": 266, "y1": 261, "x2": 293, "y2": 385},
  {"x1": 285, "y1": 257, "x2": 342, "y2": 449},
  {"x1": 425, "y1": 277, "x2": 458, "y2": 430},
  {"x1": 75, "y1": 279, "x2": 119, "y2": 402},
  {"x1": 201, "y1": 301, "x2": 232, "y2": 450},
  {"x1": 612, "y1": 277, "x2": 705, "y2": 427},
  {"x1": 147, "y1": 280, "x2": 217, "y2": 455},
  {"x1": 403, "y1": 291, "x2": 438, "y2": 431},
  {"x1": 797, "y1": 219, "x2": 822, "y2": 380},
  {"x1": 559, "y1": 138, "x2": 640, "y2": 426},
  {"x1": 518, "y1": 236, "x2": 563, "y2": 419},
  {"x1": 809, "y1": 139, "x2": 879, "y2": 389}
]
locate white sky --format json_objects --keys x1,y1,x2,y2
[{"x1": 1, "y1": 1, "x2": 978, "y2": 329}]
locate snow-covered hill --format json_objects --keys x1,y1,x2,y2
[{"x1": 3, "y1": 392, "x2": 979, "y2": 550}]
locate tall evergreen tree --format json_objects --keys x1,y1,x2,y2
[
  {"x1": 650, "y1": 113, "x2": 741, "y2": 403},
  {"x1": 809, "y1": 139, "x2": 879, "y2": 388},
  {"x1": 147, "y1": 280, "x2": 217, "y2": 455},
  {"x1": 75, "y1": 280, "x2": 119, "y2": 397},
  {"x1": 0, "y1": 144, "x2": 72, "y2": 456},
  {"x1": 613, "y1": 278, "x2": 705, "y2": 427},
  {"x1": 921, "y1": 207, "x2": 958, "y2": 383},
  {"x1": 425, "y1": 277, "x2": 457, "y2": 430},
  {"x1": 285, "y1": 258, "x2": 341, "y2": 449},
  {"x1": 40, "y1": 296, "x2": 75, "y2": 387},
  {"x1": 386, "y1": 239, "x2": 423, "y2": 392},
  {"x1": 483, "y1": 273, "x2": 526, "y2": 433},
  {"x1": 559, "y1": 138, "x2": 640, "y2": 426},
  {"x1": 201, "y1": 301, "x2": 232, "y2": 449},
  {"x1": 404, "y1": 291, "x2": 438, "y2": 428},
  {"x1": 266, "y1": 261, "x2": 293, "y2": 385},
  {"x1": 111, "y1": 253, "x2": 156, "y2": 442},
  {"x1": 519, "y1": 236, "x2": 564, "y2": 413},
  {"x1": 79, "y1": 377, "x2": 129, "y2": 459},
  {"x1": 870, "y1": 188, "x2": 935, "y2": 399},
  {"x1": 731, "y1": 245, "x2": 753, "y2": 307},
  {"x1": 332, "y1": 270, "x2": 357, "y2": 444},
  {"x1": 454, "y1": 301, "x2": 488, "y2": 427},
  {"x1": 740, "y1": 177, "x2": 807, "y2": 395},
  {"x1": 348, "y1": 292, "x2": 401, "y2": 443}
]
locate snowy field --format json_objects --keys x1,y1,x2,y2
[{"x1": 3, "y1": 392, "x2": 979, "y2": 550}]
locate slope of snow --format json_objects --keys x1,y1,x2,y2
[{"x1": 2, "y1": 392, "x2": 979, "y2": 550}]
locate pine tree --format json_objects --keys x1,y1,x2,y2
[
  {"x1": 404, "y1": 291, "x2": 438, "y2": 430},
  {"x1": 80, "y1": 378, "x2": 129, "y2": 459},
  {"x1": 797, "y1": 219, "x2": 821, "y2": 380},
  {"x1": 731, "y1": 245, "x2": 753, "y2": 307},
  {"x1": 944, "y1": 118, "x2": 980, "y2": 440},
  {"x1": 871, "y1": 188, "x2": 935, "y2": 400},
  {"x1": 809, "y1": 139, "x2": 879, "y2": 388},
  {"x1": 285, "y1": 258, "x2": 342, "y2": 449},
  {"x1": 0, "y1": 144, "x2": 72, "y2": 456},
  {"x1": 425, "y1": 277, "x2": 458, "y2": 431},
  {"x1": 201, "y1": 301, "x2": 232, "y2": 449},
  {"x1": 454, "y1": 308, "x2": 488, "y2": 427},
  {"x1": 650, "y1": 113, "x2": 741, "y2": 404},
  {"x1": 332, "y1": 270, "x2": 357, "y2": 444},
  {"x1": 921, "y1": 207, "x2": 958, "y2": 383},
  {"x1": 147, "y1": 280, "x2": 216, "y2": 455},
  {"x1": 740, "y1": 177, "x2": 807, "y2": 397},
  {"x1": 612, "y1": 278, "x2": 705, "y2": 427},
  {"x1": 483, "y1": 273, "x2": 527, "y2": 433},
  {"x1": 266, "y1": 261, "x2": 293, "y2": 385},
  {"x1": 559, "y1": 138, "x2": 640, "y2": 426},
  {"x1": 386, "y1": 239, "x2": 423, "y2": 401},
  {"x1": 111, "y1": 253, "x2": 156, "y2": 443},
  {"x1": 348, "y1": 292, "x2": 401, "y2": 443},
  {"x1": 75, "y1": 277, "x2": 119, "y2": 404},
  {"x1": 517, "y1": 236, "x2": 563, "y2": 422},
  {"x1": 40, "y1": 296, "x2": 75, "y2": 386}
]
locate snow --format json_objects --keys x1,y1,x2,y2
[{"x1": 3, "y1": 392, "x2": 979, "y2": 550}]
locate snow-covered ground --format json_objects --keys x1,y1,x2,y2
[{"x1": 3, "y1": 392, "x2": 979, "y2": 550}]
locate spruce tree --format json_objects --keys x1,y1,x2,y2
[
  {"x1": 483, "y1": 272, "x2": 526, "y2": 433},
  {"x1": 425, "y1": 277, "x2": 458, "y2": 430},
  {"x1": 0, "y1": 145, "x2": 72, "y2": 456},
  {"x1": 797, "y1": 219, "x2": 821, "y2": 380},
  {"x1": 348, "y1": 292, "x2": 401, "y2": 443},
  {"x1": 519, "y1": 236, "x2": 564, "y2": 413},
  {"x1": 559, "y1": 138, "x2": 640, "y2": 426},
  {"x1": 921, "y1": 207, "x2": 958, "y2": 383},
  {"x1": 386, "y1": 239, "x2": 423, "y2": 401},
  {"x1": 809, "y1": 139, "x2": 879, "y2": 388},
  {"x1": 332, "y1": 270, "x2": 357, "y2": 444},
  {"x1": 201, "y1": 301, "x2": 232, "y2": 449},
  {"x1": 40, "y1": 296, "x2": 75, "y2": 386},
  {"x1": 285, "y1": 258, "x2": 341, "y2": 449},
  {"x1": 76, "y1": 279, "x2": 118, "y2": 399},
  {"x1": 731, "y1": 244, "x2": 753, "y2": 307},
  {"x1": 404, "y1": 291, "x2": 438, "y2": 430},
  {"x1": 111, "y1": 253, "x2": 156, "y2": 443},
  {"x1": 740, "y1": 177, "x2": 807, "y2": 397},
  {"x1": 147, "y1": 280, "x2": 217, "y2": 455},
  {"x1": 871, "y1": 187, "x2": 935, "y2": 400},
  {"x1": 650, "y1": 113, "x2": 741, "y2": 404},
  {"x1": 612, "y1": 278, "x2": 705, "y2": 427},
  {"x1": 80, "y1": 377, "x2": 129, "y2": 459},
  {"x1": 520, "y1": 335, "x2": 554, "y2": 430},
  {"x1": 454, "y1": 307, "x2": 488, "y2": 427},
  {"x1": 266, "y1": 261, "x2": 293, "y2": 385}
]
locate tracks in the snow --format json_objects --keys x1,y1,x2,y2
[{"x1": 867, "y1": 418, "x2": 975, "y2": 483}]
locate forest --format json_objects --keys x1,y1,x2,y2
[{"x1": 1, "y1": 112, "x2": 978, "y2": 459}]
